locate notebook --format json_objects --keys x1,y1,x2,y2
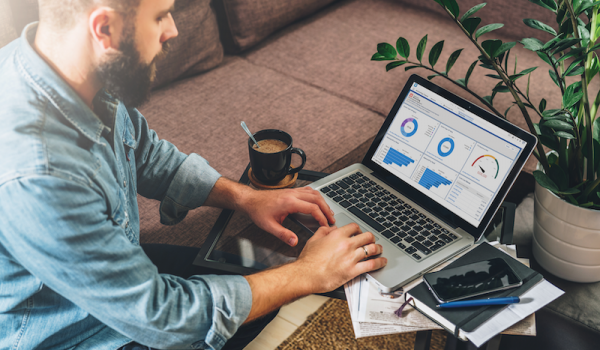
[
  {"x1": 294, "y1": 74, "x2": 537, "y2": 292},
  {"x1": 404, "y1": 242, "x2": 543, "y2": 339}
]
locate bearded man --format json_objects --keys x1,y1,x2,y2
[{"x1": 0, "y1": 0, "x2": 387, "y2": 349}]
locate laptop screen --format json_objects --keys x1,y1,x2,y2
[{"x1": 370, "y1": 81, "x2": 528, "y2": 227}]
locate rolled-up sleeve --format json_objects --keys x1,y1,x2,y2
[
  {"x1": 0, "y1": 176, "x2": 250, "y2": 350},
  {"x1": 128, "y1": 108, "x2": 222, "y2": 225}
]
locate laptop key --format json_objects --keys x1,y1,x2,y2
[
  {"x1": 390, "y1": 226, "x2": 400, "y2": 233},
  {"x1": 439, "y1": 234, "x2": 454, "y2": 243},
  {"x1": 412, "y1": 242, "x2": 432, "y2": 255},
  {"x1": 347, "y1": 206, "x2": 385, "y2": 232},
  {"x1": 405, "y1": 237, "x2": 415, "y2": 244},
  {"x1": 412, "y1": 253, "x2": 422, "y2": 260},
  {"x1": 405, "y1": 246, "x2": 417, "y2": 254},
  {"x1": 326, "y1": 191, "x2": 336, "y2": 198},
  {"x1": 343, "y1": 194, "x2": 352, "y2": 200},
  {"x1": 329, "y1": 184, "x2": 340, "y2": 191},
  {"x1": 359, "y1": 197, "x2": 369, "y2": 203},
  {"x1": 350, "y1": 174, "x2": 359, "y2": 180},
  {"x1": 356, "y1": 202, "x2": 365, "y2": 209},
  {"x1": 349, "y1": 198, "x2": 359, "y2": 204},
  {"x1": 321, "y1": 187, "x2": 331, "y2": 193},
  {"x1": 397, "y1": 231, "x2": 407, "y2": 238},
  {"x1": 381, "y1": 230, "x2": 394, "y2": 239},
  {"x1": 339, "y1": 200, "x2": 352, "y2": 208},
  {"x1": 407, "y1": 230, "x2": 419, "y2": 237},
  {"x1": 390, "y1": 236, "x2": 401, "y2": 243},
  {"x1": 337, "y1": 181, "x2": 349, "y2": 189},
  {"x1": 382, "y1": 221, "x2": 393, "y2": 228},
  {"x1": 397, "y1": 242, "x2": 407, "y2": 249},
  {"x1": 343, "y1": 177, "x2": 354, "y2": 185},
  {"x1": 333, "y1": 196, "x2": 343, "y2": 202}
]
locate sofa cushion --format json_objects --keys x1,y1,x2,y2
[
  {"x1": 243, "y1": 0, "x2": 599, "y2": 173},
  {"x1": 214, "y1": 0, "x2": 339, "y2": 53},
  {"x1": 138, "y1": 57, "x2": 383, "y2": 246},
  {"x1": 152, "y1": 0, "x2": 223, "y2": 88},
  {"x1": 0, "y1": 1, "x2": 18, "y2": 48}
]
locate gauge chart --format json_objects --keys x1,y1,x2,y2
[{"x1": 471, "y1": 155, "x2": 499, "y2": 179}]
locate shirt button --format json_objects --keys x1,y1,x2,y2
[{"x1": 123, "y1": 180, "x2": 127, "y2": 187}]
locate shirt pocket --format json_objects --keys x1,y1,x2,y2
[
  {"x1": 123, "y1": 117, "x2": 138, "y2": 187},
  {"x1": 108, "y1": 188, "x2": 130, "y2": 231}
]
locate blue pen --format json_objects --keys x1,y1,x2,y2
[{"x1": 436, "y1": 296, "x2": 520, "y2": 309}]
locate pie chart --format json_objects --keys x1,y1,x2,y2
[
  {"x1": 401, "y1": 118, "x2": 418, "y2": 137},
  {"x1": 437, "y1": 137, "x2": 455, "y2": 157}
]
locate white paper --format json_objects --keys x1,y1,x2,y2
[{"x1": 463, "y1": 279, "x2": 563, "y2": 347}]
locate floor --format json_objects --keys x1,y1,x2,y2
[{"x1": 244, "y1": 294, "x2": 330, "y2": 349}]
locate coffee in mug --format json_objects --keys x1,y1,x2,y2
[
  {"x1": 252, "y1": 139, "x2": 288, "y2": 153},
  {"x1": 248, "y1": 129, "x2": 306, "y2": 185}
]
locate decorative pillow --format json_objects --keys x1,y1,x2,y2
[
  {"x1": 214, "y1": 0, "x2": 339, "y2": 53},
  {"x1": 0, "y1": 1, "x2": 18, "y2": 49},
  {"x1": 152, "y1": 0, "x2": 224, "y2": 89}
]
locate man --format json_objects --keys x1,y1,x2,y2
[{"x1": 0, "y1": 0, "x2": 387, "y2": 349}]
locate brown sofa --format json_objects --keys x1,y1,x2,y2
[{"x1": 1, "y1": 0, "x2": 565, "y2": 247}]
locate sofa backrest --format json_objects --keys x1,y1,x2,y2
[
  {"x1": 213, "y1": 0, "x2": 340, "y2": 53},
  {"x1": 396, "y1": 0, "x2": 559, "y2": 42},
  {"x1": 0, "y1": 0, "x2": 224, "y2": 89}
]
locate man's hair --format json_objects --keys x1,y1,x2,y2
[{"x1": 38, "y1": 0, "x2": 140, "y2": 32}]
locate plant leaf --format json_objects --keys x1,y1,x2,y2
[
  {"x1": 563, "y1": 81, "x2": 584, "y2": 107},
  {"x1": 521, "y1": 38, "x2": 545, "y2": 51},
  {"x1": 475, "y1": 23, "x2": 504, "y2": 39},
  {"x1": 482, "y1": 95, "x2": 494, "y2": 106},
  {"x1": 523, "y1": 18, "x2": 557, "y2": 36},
  {"x1": 575, "y1": 0, "x2": 594, "y2": 14},
  {"x1": 486, "y1": 74, "x2": 503, "y2": 79},
  {"x1": 371, "y1": 53, "x2": 392, "y2": 61},
  {"x1": 405, "y1": 65, "x2": 421, "y2": 71},
  {"x1": 537, "y1": 51, "x2": 555, "y2": 66},
  {"x1": 462, "y1": 17, "x2": 482, "y2": 36},
  {"x1": 542, "y1": 119, "x2": 574, "y2": 131},
  {"x1": 549, "y1": 69, "x2": 560, "y2": 87},
  {"x1": 557, "y1": 47, "x2": 586, "y2": 63},
  {"x1": 416, "y1": 35, "x2": 428, "y2": 63},
  {"x1": 566, "y1": 66, "x2": 585, "y2": 76},
  {"x1": 496, "y1": 42, "x2": 516, "y2": 57},
  {"x1": 528, "y1": 0, "x2": 558, "y2": 12},
  {"x1": 533, "y1": 170, "x2": 560, "y2": 193},
  {"x1": 542, "y1": 34, "x2": 564, "y2": 51},
  {"x1": 493, "y1": 85, "x2": 510, "y2": 93},
  {"x1": 504, "y1": 105, "x2": 513, "y2": 118},
  {"x1": 456, "y1": 78, "x2": 466, "y2": 87},
  {"x1": 539, "y1": 98, "x2": 547, "y2": 112},
  {"x1": 377, "y1": 43, "x2": 397, "y2": 60},
  {"x1": 429, "y1": 40, "x2": 445, "y2": 68},
  {"x1": 465, "y1": 60, "x2": 477, "y2": 86},
  {"x1": 551, "y1": 38, "x2": 581, "y2": 54},
  {"x1": 442, "y1": 0, "x2": 460, "y2": 18},
  {"x1": 482, "y1": 39, "x2": 503, "y2": 57},
  {"x1": 386, "y1": 61, "x2": 407, "y2": 71},
  {"x1": 460, "y1": 3, "x2": 486, "y2": 22},
  {"x1": 554, "y1": 130, "x2": 576, "y2": 138},
  {"x1": 396, "y1": 37, "x2": 410, "y2": 59},
  {"x1": 446, "y1": 49, "x2": 463, "y2": 74}
]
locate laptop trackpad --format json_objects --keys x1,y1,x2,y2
[{"x1": 335, "y1": 213, "x2": 379, "y2": 241}]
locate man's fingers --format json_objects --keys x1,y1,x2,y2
[
  {"x1": 268, "y1": 223, "x2": 299, "y2": 246},
  {"x1": 312, "y1": 225, "x2": 336, "y2": 240},
  {"x1": 355, "y1": 242, "x2": 383, "y2": 261},
  {"x1": 352, "y1": 231, "x2": 376, "y2": 247},
  {"x1": 295, "y1": 201, "x2": 329, "y2": 227},
  {"x1": 294, "y1": 190, "x2": 335, "y2": 225},
  {"x1": 356, "y1": 257, "x2": 388, "y2": 274}
]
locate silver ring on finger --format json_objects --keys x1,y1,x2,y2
[{"x1": 362, "y1": 245, "x2": 369, "y2": 257}]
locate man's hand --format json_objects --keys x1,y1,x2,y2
[
  {"x1": 295, "y1": 223, "x2": 387, "y2": 293},
  {"x1": 238, "y1": 186, "x2": 335, "y2": 246},
  {"x1": 203, "y1": 178, "x2": 335, "y2": 246},
  {"x1": 244, "y1": 223, "x2": 387, "y2": 322}
]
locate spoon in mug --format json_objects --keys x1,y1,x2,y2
[{"x1": 241, "y1": 121, "x2": 260, "y2": 148}]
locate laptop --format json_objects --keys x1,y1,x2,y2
[{"x1": 294, "y1": 74, "x2": 537, "y2": 293}]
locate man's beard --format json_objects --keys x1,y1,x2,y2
[{"x1": 96, "y1": 37, "x2": 169, "y2": 108}]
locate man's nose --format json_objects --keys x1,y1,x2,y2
[{"x1": 160, "y1": 13, "x2": 178, "y2": 43}]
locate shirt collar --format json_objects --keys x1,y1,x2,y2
[{"x1": 16, "y1": 22, "x2": 110, "y2": 145}]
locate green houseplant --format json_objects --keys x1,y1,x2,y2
[{"x1": 372, "y1": 0, "x2": 600, "y2": 281}]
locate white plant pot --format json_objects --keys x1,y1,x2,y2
[{"x1": 533, "y1": 181, "x2": 600, "y2": 282}]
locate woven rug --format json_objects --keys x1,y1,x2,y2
[{"x1": 276, "y1": 299, "x2": 447, "y2": 350}]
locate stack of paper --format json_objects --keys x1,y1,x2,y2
[{"x1": 343, "y1": 242, "x2": 564, "y2": 347}]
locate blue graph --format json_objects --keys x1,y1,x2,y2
[
  {"x1": 383, "y1": 148, "x2": 414, "y2": 167},
  {"x1": 419, "y1": 168, "x2": 452, "y2": 189}
]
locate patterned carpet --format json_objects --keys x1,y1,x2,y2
[{"x1": 276, "y1": 298, "x2": 447, "y2": 350}]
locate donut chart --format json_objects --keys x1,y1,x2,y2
[
  {"x1": 437, "y1": 137, "x2": 455, "y2": 157},
  {"x1": 401, "y1": 118, "x2": 418, "y2": 137}
]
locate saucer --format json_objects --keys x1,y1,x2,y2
[{"x1": 248, "y1": 167, "x2": 298, "y2": 189}]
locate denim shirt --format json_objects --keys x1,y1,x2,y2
[{"x1": 0, "y1": 24, "x2": 252, "y2": 350}]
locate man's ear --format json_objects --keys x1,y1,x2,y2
[{"x1": 88, "y1": 7, "x2": 123, "y2": 51}]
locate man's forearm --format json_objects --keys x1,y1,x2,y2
[
  {"x1": 203, "y1": 177, "x2": 252, "y2": 212},
  {"x1": 243, "y1": 262, "x2": 312, "y2": 323}
]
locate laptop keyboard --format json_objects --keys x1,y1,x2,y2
[{"x1": 320, "y1": 171, "x2": 459, "y2": 261}]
